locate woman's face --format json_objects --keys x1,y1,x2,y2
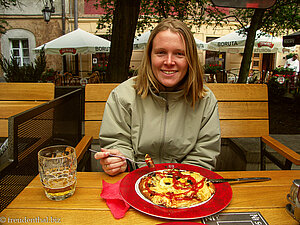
[{"x1": 151, "y1": 30, "x2": 188, "y2": 88}]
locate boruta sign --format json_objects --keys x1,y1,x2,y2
[
  {"x1": 257, "y1": 41, "x2": 274, "y2": 48},
  {"x1": 284, "y1": 39, "x2": 294, "y2": 44},
  {"x1": 217, "y1": 41, "x2": 238, "y2": 46},
  {"x1": 59, "y1": 48, "x2": 77, "y2": 55},
  {"x1": 95, "y1": 46, "x2": 109, "y2": 52}
]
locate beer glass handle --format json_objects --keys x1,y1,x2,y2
[{"x1": 287, "y1": 193, "x2": 296, "y2": 206}]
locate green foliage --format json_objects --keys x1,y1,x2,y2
[
  {"x1": 0, "y1": 49, "x2": 47, "y2": 82},
  {"x1": 90, "y1": 0, "x2": 226, "y2": 33},
  {"x1": 286, "y1": 53, "x2": 297, "y2": 60},
  {"x1": 273, "y1": 66, "x2": 294, "y2": 74},
  {"x1": 0, "y1": 19, "x2": 9, "y2": 34},
  {"x1": 90, "y1": 0, "x2": 299, "y2": 35},
  {"x1": 0, "y1": 0, "x2": 18, "y2": 8},
  {"x1": 34, "y1": 48, "x2": 47, "y2": 81},
  {"x1": 0, "y1": 0, "x2": 20, "y2": 34},
  {"x1": 41, "y1": 68, "x2": 56, "y2": 82},
  {"x1": 92, "y1": 63, "x2": 107, "y2": 73},
  {"x1": 227, "y1": 0, "x2": 300, "y2": 35}
]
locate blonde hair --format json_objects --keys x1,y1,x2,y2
[{"x1": 134, "y1": 17, "x2": 205, "y2": 107}]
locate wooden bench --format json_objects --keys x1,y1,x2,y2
[
  {"x1": 0, "y1": 88, "x2": 83, "y2": 212},
  {"x1": 0, "y1": 83, "x2": 55, "y2": 211},
  {"x1": 77, "y1": 83, "x2": 300, "y2": 170},
  {"x1": 0, "y1": 83, "x2": 55, "y2": 138}
]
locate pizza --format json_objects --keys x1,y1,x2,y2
[{"x1": 138, "y1": 168, "x2": 215, "y2": 208}]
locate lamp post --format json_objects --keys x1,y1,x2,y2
[{"x1": 42, "y1": 0, "x2": 55, "y2": 23}]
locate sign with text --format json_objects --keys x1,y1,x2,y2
[{"x1": 59, "y1": 48, "x2": 77, "y2": 55}]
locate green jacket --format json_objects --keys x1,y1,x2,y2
[{"x1": 99, "y1": 77, "x2": 221, "y2": 170}]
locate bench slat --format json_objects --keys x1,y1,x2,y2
[
  {"x1": 85, "y1": 102, "x2": 106, "y2": 120},
  {"x1": 85, "y1": 121, "x2": 101, "y2": 138},
  {"x1": 85, "y1": 83, "x2": 269, "y2": 101},
  {"x1": 0, "y1": 83, "x2": 55, "y2": 101},
  {"x1": 85, "y1": 102, "x2": 269, "y2": 121},
  {"x1": 0, "y1": 120, "x2": 8, "y2": 137},
  {"x1": 0, "y1": 102, "x2": 47, "y2": 118},
  {"x1": 218, "y1": 102, "x2": 268, "y2": 119},
  {"x1": 207, "y1": 83, "x2": 268, "y2": 101},
  {"x1": 85, "y1": 120, "x2": 269, "y2": 139},
  {"x1": 85, "y1": 84, "x2": 119, "y2": 101},
  {"x1": 220, "y1": 120, "x2": 269, "y2": 138}
]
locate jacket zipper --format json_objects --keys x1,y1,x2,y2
[{"x1": 159, "y1": 97, "x2": 169, "y2": 163}]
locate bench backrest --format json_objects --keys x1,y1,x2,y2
[
  {"x1": 0, "y1": 83, "x2": 55, "y2": 137},
  {"x1": 84, "y1": 83, "x2": 269, "y2": 139}
]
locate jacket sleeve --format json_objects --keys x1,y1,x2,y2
[
  {"x1": 181, "y1": 92, "x2": 221, "y2": 170},
  {"x1": 99, "y1": 90, "x2": 136, "y2": 164}
]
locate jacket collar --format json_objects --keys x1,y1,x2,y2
[{"x1": 149, "y1": 87, "x2": 185, "y2": 102}]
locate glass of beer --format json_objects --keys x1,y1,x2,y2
[{"x1": 38, "y1": 145, "x2": 77, "y2": 201}]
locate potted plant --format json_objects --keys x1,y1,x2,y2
[
  {"x1": 41, "y1": 68, "x2": 56, "y2": 82},
  {"x1": 92, "y1": 63, "x2": 107, "y2": 74},
  {"x1": 204, "y1": 64, "x2": 222, "y2": 74},
  {"x1": 273, "y1": 66, "x2": 294, "y2": 75}
]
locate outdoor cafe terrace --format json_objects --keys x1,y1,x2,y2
[{"x1": 0, "y1": 82, "x2": 299, "y2": 224}]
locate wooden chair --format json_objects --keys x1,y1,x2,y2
[
  {"x1": 88, "y1": 71, "x2": 101, "y2": 84},
  {"x1": 76, "y1": 83, "x2": 300, "y2": 170},
  {"x1": 54, "y1": 72, "x2": 63, "y2": 86}
]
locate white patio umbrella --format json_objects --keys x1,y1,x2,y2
[
  {"x1": 34, "y1": 28, "x2": 111, "y2": 55},
  {"x1": 207, "y1": 29, "x2": 293, "y2": 53},
  {"x1": 133, "y1": 31, "x2": 207, "y2": 50},
  {"x1": 133, "y1": 31, "x2": 151, "y2": 50},
  {"x1": 194, "y1": 37, "x2": 208, "y2": 50}
]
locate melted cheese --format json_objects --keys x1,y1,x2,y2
[{"x1": 141, "y1": 169, "x2": 215, "y2": 208}]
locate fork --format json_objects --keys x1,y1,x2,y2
[{"x1": 89, "y1": 149, "x2": 145, "y2": 164}]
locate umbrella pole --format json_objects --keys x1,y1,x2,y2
[
  {"x1": 80, "y1": 54, "x2": 83, "y2": 79},
  {"x1": 75, "y1": 55, "x2": 79, "y2": 76}
]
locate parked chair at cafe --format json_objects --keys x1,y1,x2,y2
[{"x1": 89, "y1": 71, "x2": 101, "y2": 84}]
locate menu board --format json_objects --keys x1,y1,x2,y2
[{"x1": 202, "y1": 212, "x2": 268, "y2": 225}]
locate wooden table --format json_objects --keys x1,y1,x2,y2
[{"x1": 0, "y1": 170, "x2": 298, "y2": 224}]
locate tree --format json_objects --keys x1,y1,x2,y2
[
  {"x1": 90, "y1": 0, "x2": 300, "y2": 83},
  {"x1": 89, "y1": 0, "x2": 225, "y2": 82},
  {"x1": 226, "y1": 0, "x2": 300, "y2": 82},
  {"x1": 0, "y1": 0, "x2": 20, "y2": 34},
  {"x1": 106, "y1": 0, "x2": 141, "y2": 82}
]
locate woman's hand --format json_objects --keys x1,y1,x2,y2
[{"x1": 94, "y1": 148, "x2": 127, "y2": 176}]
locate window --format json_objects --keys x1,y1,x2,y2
[
  {"x1": 253, "y1": 60, "x2": 259, "y2": 67},
  {"x1": 10, "y1": 39, "x2": 30, "y2": 66}
]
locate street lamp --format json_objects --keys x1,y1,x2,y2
[{"x1": 42, "y1": 0, "x2": 55, "y2": 23}]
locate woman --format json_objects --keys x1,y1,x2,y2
[{"x1": 95, "y1": 17, "x2": 221, "y2": 176}]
